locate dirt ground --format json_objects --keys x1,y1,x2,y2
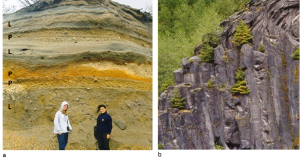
[{"x1": 3, "y1": 60, "x2": 153, "y2": 150}]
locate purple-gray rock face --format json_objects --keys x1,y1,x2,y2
[{"x1": 158, "y1": 0, "x2": 299, "y2": 150}]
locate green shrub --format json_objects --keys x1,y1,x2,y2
[
  {"x1": 198, "y1": 31, "x2": 219, "y2": 63},
  {"x1": 158, "y1": 0, "x2": 251, "y2": 94},
  {"x1": 258, "y1": 43, "x2": 265, "y2": 52},
  {"x1": 232, "y1": 20, "x2": 252, "y2": 47},
  {"x1": 171, "y1": 88, "x2": 186, "y2": 109},
  {"x1": 230, "y1": 80, "x2": 251, "y2": 94},
  {"x1": 222, "y1": 55, "x2": 229, "y2": 62},
  {"x1": 215, "y1": 144, "x2": 224, "y2": 150},
  {"x1": 207, "y1": 79, "x2": 214, "y2": 89},
  {"x1": 291, "y1": 48, "x2": 299, "y2": 60},
  {"x1": 159, "y1": 78, "x2": 174, "y2": 95},
  {"x1": 230, "y1": 68, "x2": 251, "y2": 95},
  {"x1": 222, "y1": 49, "x2": 230, "y2": 62},
  {"x1": 158, "y1": 143, "x2": 164, "y2": 149},
  {"x1": 199, "y1": 43, "x2": 214, "y2": 63},
  {"x1": 235, "y1": 67, "x2": 245, "y2": 81},
  {"x1": 202, "y1": 32, "x2": 220, "y2": 48}
]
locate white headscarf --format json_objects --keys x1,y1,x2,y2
[{"x1": 61, "y1": 101, "x2": 69, "y2": 110}]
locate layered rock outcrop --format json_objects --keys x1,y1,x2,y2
[
  {"x1": 158, "y1": 0, "x2": 299, "y2": 149},
  {"x1": 3, "y1": 0, "x2": 152, "y2": 150}
]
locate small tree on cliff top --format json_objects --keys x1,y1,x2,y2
[
  {"x1": 232, "y1": 20, "x2": 252, "y2": 47},
  {"x1": 171, "y1": 88, "x2": 186, "y2": 109}
]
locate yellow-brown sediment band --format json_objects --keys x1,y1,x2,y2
[
  {"x1": 3, "y1": 28, "x2": 152, "y2": 49},
  {"x1": 3, "y1": 60, "x2": 152, "y2": 92}
]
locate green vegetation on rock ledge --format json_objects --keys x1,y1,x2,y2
[
  {"x1": 199, "y1": 32, "x2": 220, "y2": 63},
  {"x1": 199, "y1": 44, "x2": 214, "y2": 62},
  {"x1": 158, "y1": 0, "x2": 299, "y2": 150},
  {"x1": 232, "y1": 20, "x2": 253, "y2": 47},
  {"x1": 291, "y1": 48, "x2": 299, "y2": 60},
  {"x1": 158, "y1": 143, "x2": 164, "y2": 149},
  {"x1": 215, "y1": 144, "x2": 224, "y2": 150},
  {"x1": 158, "y1": 0, "x2": 251, "y2": 94},
  {"x1": 230, "y1": 68, "x2": 251, "y2": 95},
  {"x1": 207, "y1": 79, "x2": 214, "y2": 89},
  {"x1": 235, "y1": 67, "x2": 245, "y2": 81},
  {"x1": 171, "y1": 88, "x2": 186, "y2": 109},
  {"x1": 258, "y1": 43, "x2": 265, "y2": 52}
]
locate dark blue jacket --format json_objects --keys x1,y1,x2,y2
[{"x1": 97, "y1": 112, "x2": 112, "y2": 134}]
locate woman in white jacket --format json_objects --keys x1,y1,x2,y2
[{"x1": 54, "y1": 101, "x2": 72, "y2": 150}]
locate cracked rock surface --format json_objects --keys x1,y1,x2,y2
[{"x1": 158, "y1": 0, "x2": 299, "y2": 149}]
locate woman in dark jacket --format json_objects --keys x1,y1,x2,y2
[{"x1": 96, "y1": 104, "x2": 112, "y2": 150}]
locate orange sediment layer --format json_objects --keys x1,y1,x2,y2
[{"x1": 3, "y1": 60, "x2": 152, "y2": 91}]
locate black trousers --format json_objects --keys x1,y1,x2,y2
[{"x1": 97, "y1": 131, "x2": 110, "y2": 150}]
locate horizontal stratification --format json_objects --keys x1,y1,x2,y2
[
  {"x1": 3, "y1": 0, "x2": 152, "y2": 44},
  {"x1": 3, "y1": 60, "x2": 152, "y2": 92}
]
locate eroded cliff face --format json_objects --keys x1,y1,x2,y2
[
  {"x1": 158, "y1": 0, "x2": 299, "y2": 149},
  {"x1": 3, "y1": 0, "x2": 152, "y2": 150}
]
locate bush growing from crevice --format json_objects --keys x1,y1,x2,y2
[
  {"x1": 199, "y1": 32, "x2": 220, "y2": 63},
  {"x1": 230, "y1": 80, "x2": 251, "y2": 94},
  {"x1": 232, "y1": 20, "x2": 252, "y2": 47},
  {"x1": 171, "y1": 88, "x2": 186, "y2": 109},
  {"x1": 258, "y1": 43, "x2": 265, "y2": 52},
  {"x1": 222, "y1": 55, "x2": 229, "y2": 62},
  {"x1": 158, "y1": 0, "x2": 250, "y2": 94},
  {"x1": 158, "y1": 143, "x2": 164, "y2": 149},
  {"x1": 215, "y1": 144, "x2": 224, "y2": 150},
  {"x1": 235, "y1": 67, "x2": 245, "y2": 81},
  {"x1": 199, "y1": 44, "x2": 214, "y2": 62},
  {"x1": 207, "y1": 79, "x2": 214, "y2": 89},
  {"x1": 230, "y1": 68, "x2": 251, "y2": 95},
  {"x1": 291, "y1": 48, "x2": 299, "y2": 60},
  {"x1": 222, "y1": 49, "x2": 230, "y2": 62}
]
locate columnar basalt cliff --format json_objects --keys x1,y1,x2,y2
[
  {"x1": 3, "y1": 0, "x2": 152, "y2": 150},
  {"x1": 158, "y1": 0, "x2": 299, "y2": 149}
]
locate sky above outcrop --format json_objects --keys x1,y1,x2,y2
[{"x1": 113, "y1": 0, "x2": 152, "y2": 11}]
